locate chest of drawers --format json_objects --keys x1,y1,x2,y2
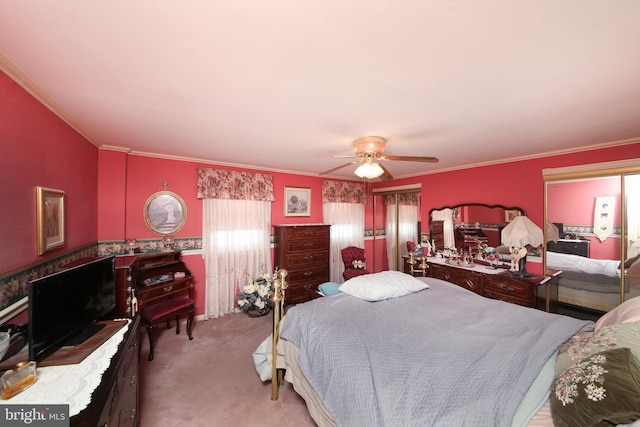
[
  {"x1": 273, "y1": 224, "x2": 330, "y2": 303},
  {"x1": 425, "y1": 259, "x2": 552, "y2": 309}
]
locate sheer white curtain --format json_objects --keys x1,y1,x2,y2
[
  {"x1": 323, "y1": 202, "x2": 365, "y2": 283},
  {"x1": 431, "y1": 208, "x2": 455, "y2": 249},
  {"x1": 202, "y1": 199, "x2": 272, "y2": 319},
  {"x1": 386, "y1": 203, "x2": 419, "y2": 270}
]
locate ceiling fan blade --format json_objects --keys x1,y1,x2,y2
[
  {"x1": 319, "y1": 161, "x2": 356, "y2": 175},
  {"x1": 381, "y1": 155, "x2": 439, "y2": 163},
  {"x1": 378, "y1": 163, "x2": 394, "y2": 181}
]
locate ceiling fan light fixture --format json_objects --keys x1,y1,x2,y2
[{"x1": 354, "y1": 158, "x2": 384, "y2": 179}]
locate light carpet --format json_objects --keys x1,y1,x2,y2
[{"x1": 138, "y1": 311, "x2": 316, "y2": 427}]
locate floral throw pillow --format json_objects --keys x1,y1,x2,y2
[
  {"x1": 551, "y1": 347, "x2": 640, "y2": 427},
  {"x1": 555, "y1": 322, "x2": 640, "y2": 377},
  {"x1": 352, "y1": 260, "x2": 365, "y2": 269}
]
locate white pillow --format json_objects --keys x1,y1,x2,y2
[
  {"x1": 595, "y1": 296, "x2": 640, "y2": 331},
  {"x1": 339, "y1": 270, "x2": 429, "y2": 302}
]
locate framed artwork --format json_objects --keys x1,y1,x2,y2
[
  {"x1": 36, "y1": 186, "x2": 65, "y2": 255},
  {"x1": 284, "y1": 187, "x2": 311, "y2": 217},
  {"x1": 505, "y1": 209, "x2": 521, "y2": 223},
  {"x1": 144, "y1": 191, "x2": 187, "y2": 235}
]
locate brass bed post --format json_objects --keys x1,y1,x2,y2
[{"x1": 269, "y1": 268, "x2": 288, "y2": 401}]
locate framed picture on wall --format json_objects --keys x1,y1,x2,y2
[
  {"x1": 36, "y1": 186, "x2": 65, "y2": 255},
  {"x1": 144, "y1": 191, "x2": 188, "y2": 235},
  {"x1": 505, "y1": 209, "x2": 521, "y2": 223},
  {"x1": 284, "y1": 187, "x2": 311, "y2": 217}
]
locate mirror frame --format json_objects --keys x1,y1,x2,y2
[{"x1": 428, "y1": 203, "x2": 527, "y2": 230}]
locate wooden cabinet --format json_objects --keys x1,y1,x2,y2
[
  {"x1": 547, "y1": 239, "x2": 591, "y2": 257},
  {"x1": 72, "y1": 316, "x2": 140, "y2": 427},
  {"x1": 115, "y1": 251, "x2": 193, "y2": 318},
  {"x1": 424, "y1": 259, "x2": 551, "y2": 308},
  {"x1": 454, "y1": 227, "x2": 488, "y2": 253},
  {"x1": 430, "y1": 220, "x2": 445, "y2": 252},
  {"x1": 484, "y1": 273, "x2": 535, "y2": 307},
  {"x1": 273, "y1": 224, "x2": 330, "y2": 303},
  {"x1": 429, "y1": 262, "x2": 482, "y2": 294}
]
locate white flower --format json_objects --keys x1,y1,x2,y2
[
  {"x1": 257, "y1": 285, "x2": 270, "y2": 297},
  {"x1": 244, "y1": 283, "x2": 257, "y2": 294},
  {"x1": 255, "y1": 299, "x2": 265, "y2": 309},
  {"x1": 238, "y1": 299, "x2": 247, "y2": 307}
]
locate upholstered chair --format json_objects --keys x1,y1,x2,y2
[
  {"x1": 341, "y1": 246, "x2": 372, "y2": 280},
  {"x1": 406, "y1": 241, "x2": 417, "y2": 253}
]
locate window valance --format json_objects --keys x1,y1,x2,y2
[
  {"x1": 196, "y1": 168, "x2": 275, "y2": 201},
  {"x1": 385, "y1": 193, "x2": 419, "y2": 206},
  {"x1": 322, "y1": 180, "x2": 366, "y2": 204}
]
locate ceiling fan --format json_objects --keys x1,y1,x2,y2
[{"x1": 319, "y1": 136, "x2": 439, "y2": 181}]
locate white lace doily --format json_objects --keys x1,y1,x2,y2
[{"x1": 6, "y1": 319, "x2": 131, "y2": 417}]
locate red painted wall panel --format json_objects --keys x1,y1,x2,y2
[
  {"x1": 97, "y1": 150, "x2": 127, "y2": 241},
  {"x1": 0, "y1": 70, "x2": 98, "y2": 272}
]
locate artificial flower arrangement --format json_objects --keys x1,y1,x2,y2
[{"x1": 237, "y1": 269, "x2": 278, "y2": 316}]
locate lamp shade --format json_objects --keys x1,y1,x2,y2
[
  {"x1": 354, "y1": 159, "x2": 384, "y2": 179},
  {"x1": 501, "y1": 216, "x2": 544, "y2": 248}
]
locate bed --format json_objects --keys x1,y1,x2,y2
[
  {"x1": 258, "y1": 270, "x2": 640, "y2": 427},
  {"x1": 546, "y1": 251, "x2": 640, "y2": 312}
]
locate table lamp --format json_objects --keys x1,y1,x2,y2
[{"x1": 501, "y1": 216, "x2": 543, "y2": 278}]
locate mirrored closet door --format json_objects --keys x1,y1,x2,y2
[
  {"x1": 372, "y1": 186, "x2": 421, "y2": 272},
  {"x1": 544, "y1": 160, "x2": 640, "y2": 313}
]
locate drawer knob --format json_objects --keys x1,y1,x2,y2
[
  {"x1": 303, "y1": 242, "x2": 314, "y2": 247},
  {"x1": 303, "y1": 271, "x2": 313, "y2": 276},
  {"x1": 163, "y1": 285, "x2": 173, "y2": 292},
  {"x1": 130, "y1": 375, "x2": 136, "y2": 385}
]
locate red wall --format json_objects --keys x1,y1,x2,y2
[
  {"x1": 0, "y1": 71, "x2": 98, "y2": 273},
  {"x1": 547, "y1": 176, "x2": 621, "y2": 259},
  {"x1": 378, "y1": 146, "x2": 640, "y2": 234},
  {"x1": 3, "y1": 64, "x2": 640, "y2": 320}
]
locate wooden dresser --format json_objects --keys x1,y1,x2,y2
[
  {"x1": 273, "y1": 224, "x2": 330, "y2": 303},
  {"x1": 115, "y1": 251, "x2": 194, "y2": 318},
  {"x1": 424, "y1": 258, "x2": 554, "y2": 309},
  {"x1": 73, "y1": 316, "x2": 140, "y2": 427}
]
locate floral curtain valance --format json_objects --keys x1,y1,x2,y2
[
  {"x1": 196, "y1": 168, "x2": 275, "y2": 201},
  {"x1": 322, "y1": 180, "x2": 366, "y2": 204},
  {"x1": 385, "y1": 193, "x2": 419, "y2": 206}
]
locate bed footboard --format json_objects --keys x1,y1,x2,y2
[{"x1": 270, "y1": 269, "x2": 288, "y2": 400}]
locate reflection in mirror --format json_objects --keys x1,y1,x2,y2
[
  {"x1": 372, "y1": 188, "x2": 421, "y2": 272},
  {"x1": 544, "y1": 169, "x2": 640, "y2": 314},
  {"x1": 385, "y1": 193, "x2": 420, "y2": 271},
  {"x1": 627, "y1": 175, "x2": 640, "y2": 260},
  {"x1": 428, "y1": 204, "x2": 526, "y2": 253}
]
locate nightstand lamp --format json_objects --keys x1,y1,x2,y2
[{"x1": 501, "y1": 216, "x2": 543, "y2": 278}]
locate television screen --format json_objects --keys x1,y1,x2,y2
[{"x1": 28, "y1": 256, "x2": 116, "y2": 361}]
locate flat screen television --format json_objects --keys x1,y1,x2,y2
[{"x1": 28, "y1": 256, "x2": 116, "y2": 361}]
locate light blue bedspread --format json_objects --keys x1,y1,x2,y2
[{"x1": 280, "y1": 277, "x2": 593, "y2": 427}]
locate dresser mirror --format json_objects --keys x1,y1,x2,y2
[
  {"x1": 543, "y1": 160, "x2": 640, "y2": 314},
  {"x1": 428, "y1": 203, "x2": 526, "y2": 253}
]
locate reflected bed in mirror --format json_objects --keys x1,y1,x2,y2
[
  {"x1": 428, "y1": 203, "x2": 526, "y2": 253},
  {"x1": 544, "y1": 163, "x2": 640, "y2": 314}
]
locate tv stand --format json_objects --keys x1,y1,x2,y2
[{"x1": 64, "y1": 323, "x2": 107, "y2": 346}]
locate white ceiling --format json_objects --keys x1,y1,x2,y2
[{"x1": 2, "y1": 1, "x2": 640, "y2": 180}]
